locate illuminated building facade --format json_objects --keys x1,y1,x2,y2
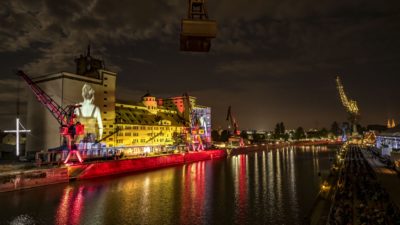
[
  {"x1": 113, "y1": 93, "x2": 211, "y2": 148},
  {"x1": 26, "y1": 47, "x2": 211, "y2": 152},
  {"x1": 376, "y1": 128, "x2": 400, "y2": 155}
]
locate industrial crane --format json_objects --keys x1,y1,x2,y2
[
  {"x1": 226, "y1": 106, "x2": 244, "y2": 147},
  {"x1": 17, "y1": 70, "x2": 85, "y2": 163},
  {"x1": 180, "y1": 0, "x2": 217, "y2": 52},
  {"x1": 336, "y1": 76, "x2": 360, "y2": 136}
]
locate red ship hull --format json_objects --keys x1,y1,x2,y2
[{"x1": 68, "y1": 150, "x2": 226, "y2": 180}]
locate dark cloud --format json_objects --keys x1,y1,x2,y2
[{"x1": 0, "y1": 0, "x2": 400, "y2": 130}]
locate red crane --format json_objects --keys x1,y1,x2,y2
[
  {"x1": 226, "y1": 106, "x2": 239, "y2": 136},
  {"x1": 226, "y1": 106, "x2": 244, "y2": 147},
  {"x1": 17, "y1": 70, "x2": 85, "y2": 163}
]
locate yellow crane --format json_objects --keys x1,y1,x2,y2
[{"x1": 336, "y1": 76, "x2": 360, "y2": 135}]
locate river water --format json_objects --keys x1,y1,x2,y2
[{"x1": 0, "y1": 146, "x2": 337, "y2": 225}]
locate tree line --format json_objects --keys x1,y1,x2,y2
[{"x1": 211, "y1": 121, "x2": 367, "y2": 143}]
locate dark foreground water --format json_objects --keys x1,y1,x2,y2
[{"x1": 0, "y1": 146, "x2": 337, "y2": 225}]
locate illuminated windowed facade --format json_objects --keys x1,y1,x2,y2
[{"x1": 376, "y1": 133, "x2": 400, "y2": 152}]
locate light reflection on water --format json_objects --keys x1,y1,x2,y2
[{"x1": 0, "y1": 146, "x2": 335, "y2": 225}]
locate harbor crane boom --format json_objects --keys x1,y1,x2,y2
[
  {"x1": 17, "y1": 70, "x2": 84, "y2": 163},
  {"x1": 336, "y1": 75, "x2": 360, "y2": 135}
]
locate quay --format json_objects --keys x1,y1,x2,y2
[
  {"x1": 361, "y1": 149, "x2": 400, "y2": 209},
  {"x1": 310, "y1": 144, "x2": 400, "y2": 224}
]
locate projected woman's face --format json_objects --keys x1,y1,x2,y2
[{"x1": 82, "y1": 84, "x2": 95, "y2": 102}]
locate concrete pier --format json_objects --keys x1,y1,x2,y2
[{"x1": 0, "y1": 167, "x2": 69, "y2": 192}]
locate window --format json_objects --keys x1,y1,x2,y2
[
  {"x1": 154, "y1": 127, "x2": 159, "y2": 130},
  {"x1": 147, "y1": 127, "x2": 152, "y2": 130},
  {"x1": 133, "y1": 133, "x2": 138, "y2": 136},
  {"x1": 109, "y1": 138, "x2": 113, "y2": 141},
  {"x1": 132, "y1": 126, "x2": 138, "y2": 130},
  {"x1": 125, "y1": 126, "x2": 132, "y2": 130},
  {"x1": 104, "y1": 77, "x2": 108, "y2": 80},
  {"x1": 160, "y1": 127, "x2": 164, "y2": 130},
  {"x1": 104, "y1": 84, "x2": 108, "y2": 87},
  {"x1": 104, "y1": 91, "x2": 108, "y2": 94},
  {"x1": 104, "y1": 98, "x2": 108, "y2": 101},
  {"x1": 140, "y1": 126, "x2": 145, "y2": 130},
  {"x1": 104, "y1": 105, "x2": 107, "y2": 107},
  {"x1": 110, "y1": 125, "x2": 114, "y2": 128},
  {"x1": 125, "y1": 132, "x2": 131, "y2": 136}
]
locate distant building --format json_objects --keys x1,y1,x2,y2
[
  {"x1": 2, "y1": 133, "x2": 26, "y2": 145},
  {"x1": 26, "y1": 47, "x2": 211, "y2": 152},
  {"x1": 376, "y1": 126, "x2": 400, "y2": 155},
  {"x1": 387, "y1": 119, "x2": 397, "y2": 129}
]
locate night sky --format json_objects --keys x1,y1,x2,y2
[{"x1": 1, "y1": 0, "x2": 400, "y2": 131}]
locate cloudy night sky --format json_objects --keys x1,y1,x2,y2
[{"x1": 0, "y1": 0, "x2": 400, "y2": 131}]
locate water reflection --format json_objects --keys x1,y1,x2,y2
[
  {"x1": 56, "y1": 183, "x2": 108, "y2": 225},
  {"x1": 0, "y1": 146, "x2": 336, "y2": 225}
]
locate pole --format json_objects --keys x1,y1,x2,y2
[{"x1": 16, "y1": 118, "x2": 19, "y2": 156}]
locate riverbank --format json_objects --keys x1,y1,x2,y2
[
  {"x1": 230, "y1": 140, "x2": 341, "y2": 155},
  {"x1": 0, "y1": 150, "x2": 226, "y2": 192}
]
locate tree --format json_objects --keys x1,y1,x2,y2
[
  {"x1": 279, "y1": 122, "x2": 285, "y2": 135},
  {"x1": 330, "y1": 121, "x2": 340, "y2": 136},
  {"x1": 274, "y1": 122, "x2": 286, "y2": 139},
  {"x1": 211, "y1": 130, "x2": 220, "y2": 142},
  {"x1": 356, "y1": 124, "x2": 366, "y2": 134},
  {"x1": 294, "y1": 127, "x2": 306, "y2": 140},
  {"x1": 240, "y1": 130, "x2": 248, "y2": 140},
  {"x1": 319, "y1": 128, "x2": 328, "y2": 138},
  {"x1": 253, "y1": 133, "x2": 266, "y2": 143},
  {"x1": 220, "y1": 130, "x2": 230, "y2": 142}
]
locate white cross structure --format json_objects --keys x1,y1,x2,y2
[{"x1": 4, "y1": 118, "x2": 31, "y2": 156}]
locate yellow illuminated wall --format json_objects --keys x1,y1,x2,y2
[{"x1": 111, "y1": 103, "x2": 187, "y2": 147}]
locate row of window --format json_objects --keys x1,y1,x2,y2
[
  {"x1": 116, "y1": 132, "x2": 168, "y2": 137},
  {"x1": 120, "y1": 126, "x2": 180, "y2": 131},
  {"x1": 117, "y1": 138, "x2": 169, "y2": 144}
]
